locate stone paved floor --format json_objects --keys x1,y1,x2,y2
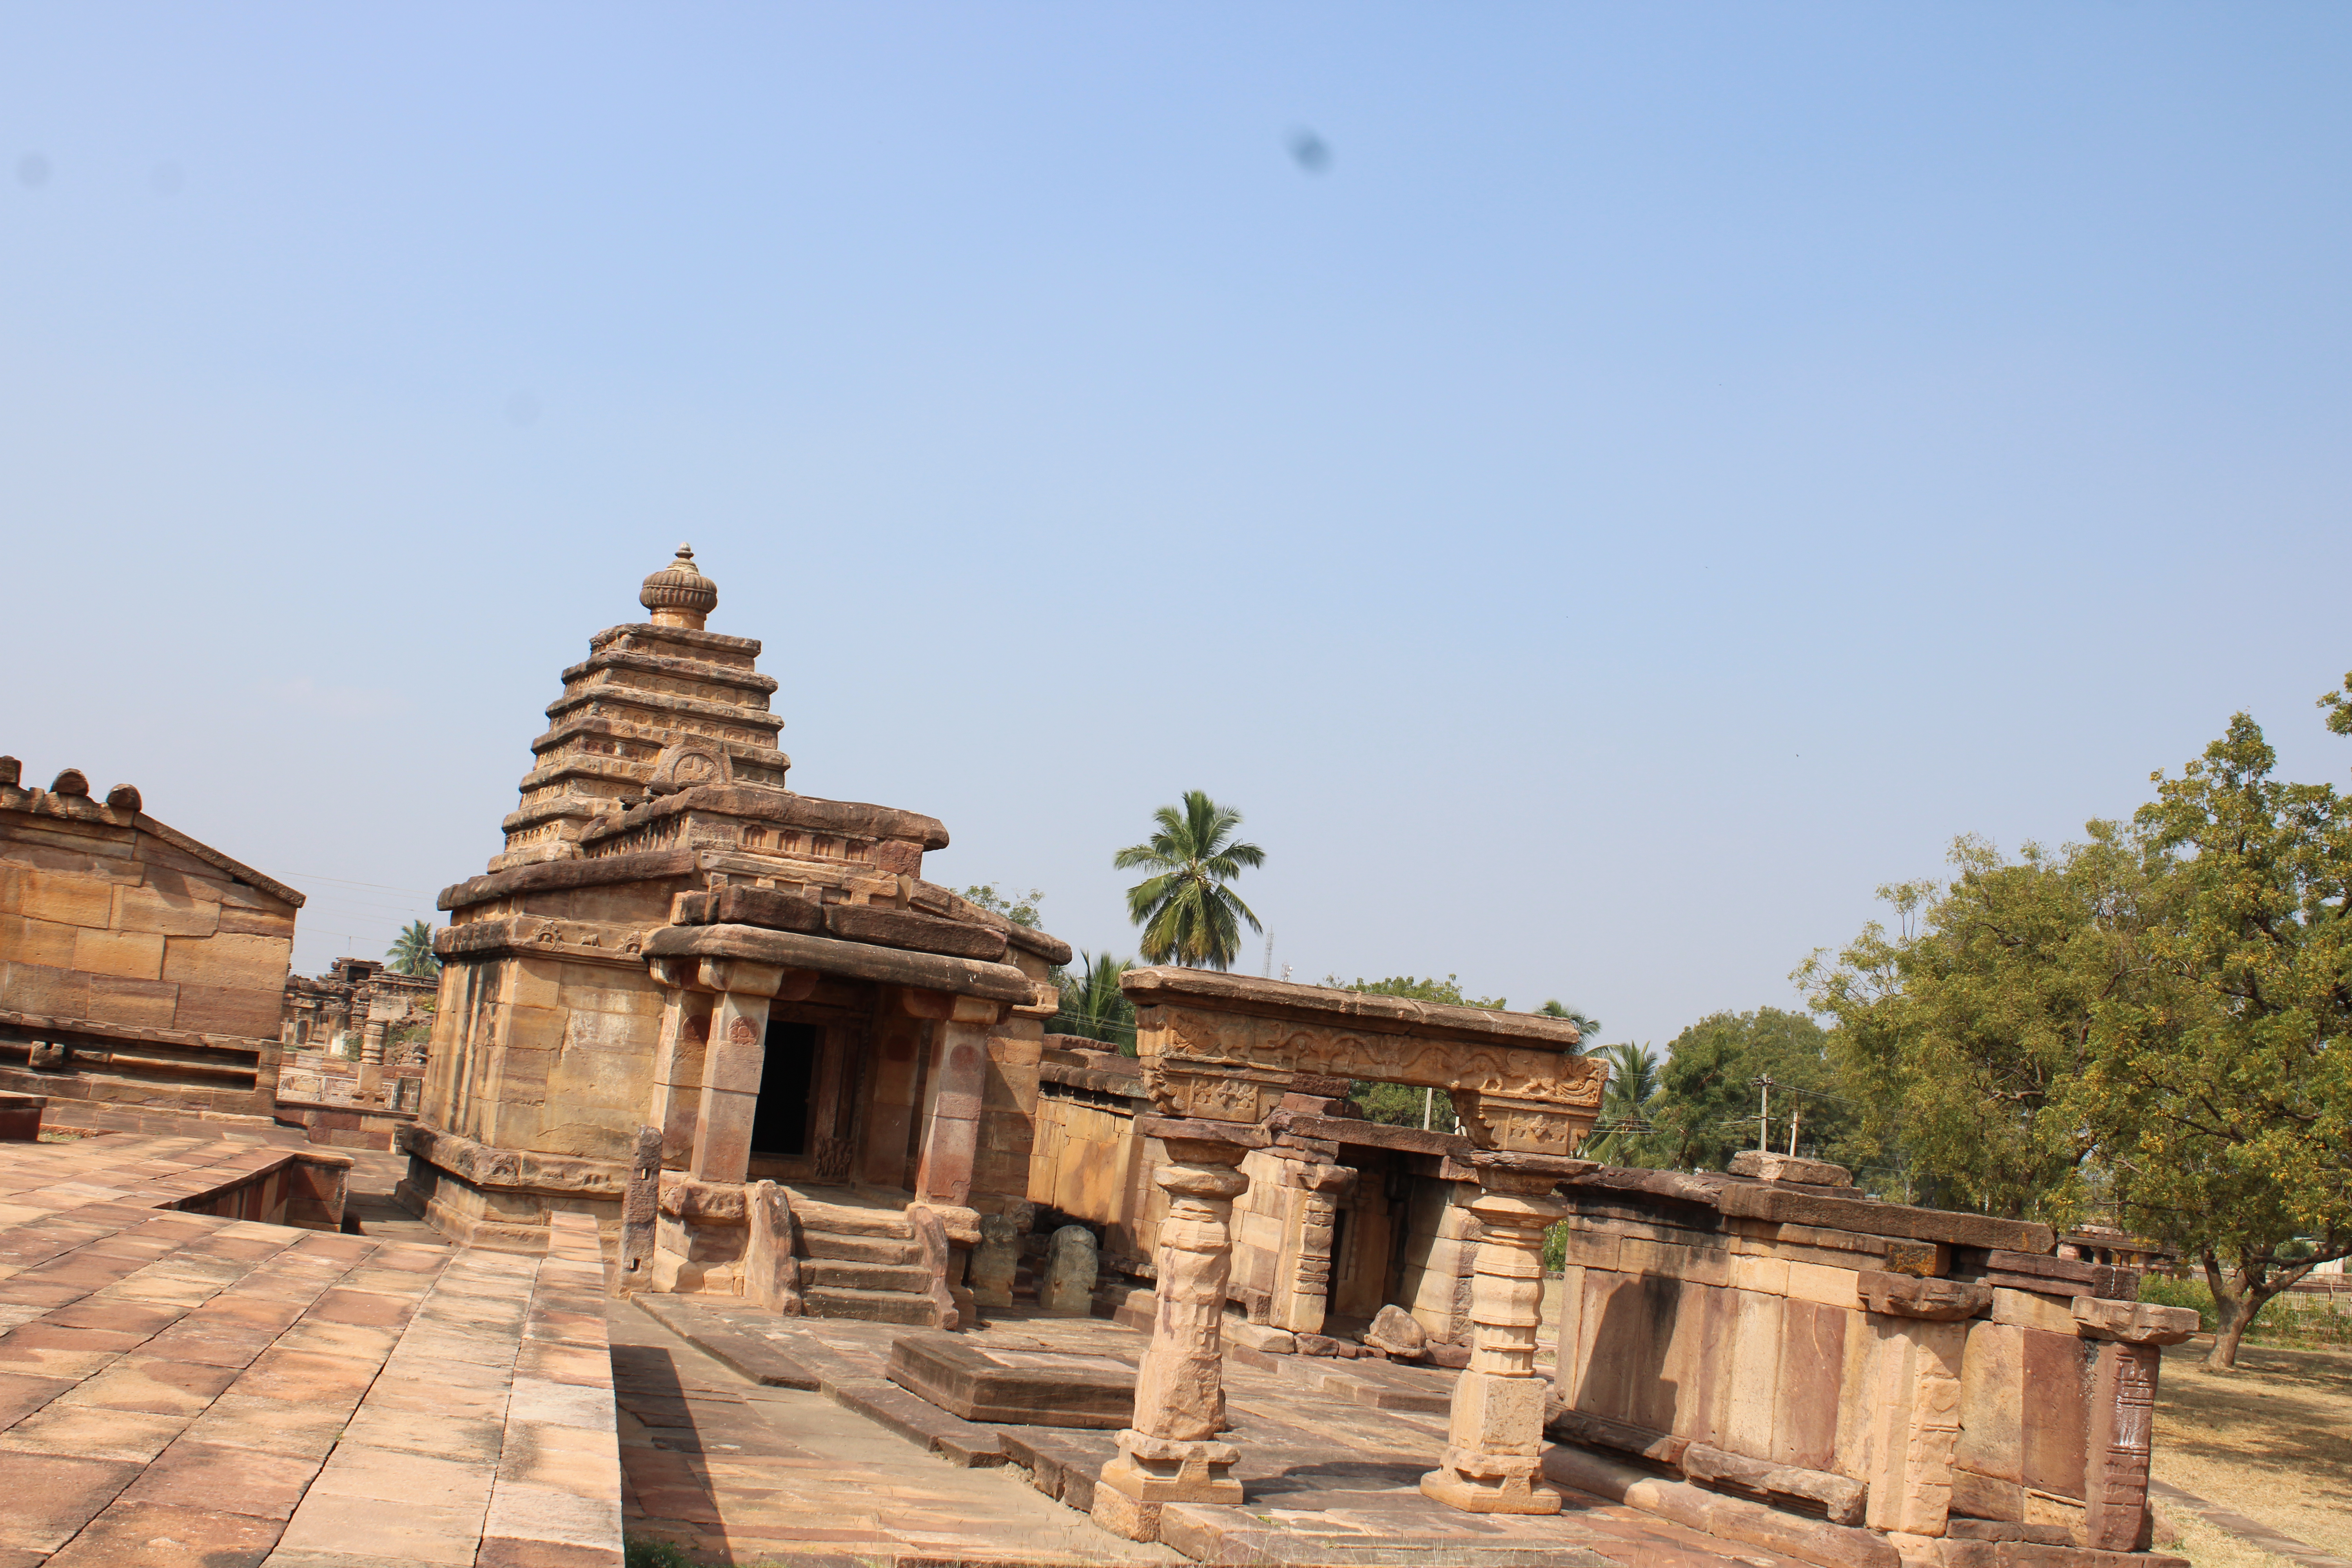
[
  {"x1": 622, "y1": 1301, "x2": 1811, "y2": 1568},
  {"x1": 612, "y1": 1301, "x2": 1181, "y2": 1566},
  {"x1": 0, "y1": 1132, "x2": 621, "y2": 1568}
]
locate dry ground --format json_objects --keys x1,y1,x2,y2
[{"x1": 2151, "y1": 1337, "x2": 2352, "y2": 1565}]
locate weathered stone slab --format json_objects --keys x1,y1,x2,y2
[{"x1": 887, "y1": 1331, "x2": 1134, "y2": 1428}]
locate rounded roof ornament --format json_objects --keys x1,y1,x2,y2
[{"x1": 640, "y1": 543, "x2": 717, "y2": 630}]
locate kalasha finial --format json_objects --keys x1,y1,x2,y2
[{"x1": 639, "y1": 543, "x2": 718, "y2": 631}]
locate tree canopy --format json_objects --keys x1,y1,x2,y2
[
  {"x1": 1114, "y1": 791, "x2": 1265, "y2": 970},
  {"x1": 1628, "y1": 1008, "x2": 1855, "y2": 1175},
  {"x1": 1803, "y1": 686, "x2": 2352, "y2": 1367},
  {"x1": 959, "y1": 885, "x2": 1043, "y2": 928}
]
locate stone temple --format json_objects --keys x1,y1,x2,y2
[{"x1": 0, "y1": 546, "x2": 2209, "y2": 1568}]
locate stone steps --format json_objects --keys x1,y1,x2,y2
[
  {"x1": 783, "y1": 1188, "x2": 940, "y2": 1327},
  {"x1": 801, "y1": 1230, "x2": 921, "y2": 1266},
  {"x1": 805, "y1": 1284, "x2": 940, "y2": 1326},
  {"x1": 789, "y1": 1195, "x2": 914, "y2": 1240},
  {"x1": 804, "y1": 1259, "x2": 934, "y2": 1293}
]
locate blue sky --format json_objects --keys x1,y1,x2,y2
[{"x1": 5, "y1": 6, "x2": 2348, "y2": 1048}]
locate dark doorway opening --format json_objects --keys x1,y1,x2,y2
[{"x1": 751, "y1": 1020, "x2": 821, "y2": 1157}]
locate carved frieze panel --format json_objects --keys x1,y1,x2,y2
[{"x1": 1133, "y1": 990, "x2": 1604, "y2": 1155}]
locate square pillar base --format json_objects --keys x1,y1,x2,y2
[
  {"x1": 1419, "y1": 1447, "x2": 1561, "y2": 1515},
  {"x1": 1095, "y1": 1429, "x2": 1243, "y2": 1506}
]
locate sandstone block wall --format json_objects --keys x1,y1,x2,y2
[
  {"x1": 1550, "y1": 1164, "x2": 2183, "y2": 1556},
  {"x1": 0, "y1": 768, "x2": 300, "y2": 1116}
]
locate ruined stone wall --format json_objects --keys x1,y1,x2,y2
[
  {"x1": 0, "y1": 766, "x2": 299, "y2": 1117},
  {"x1": 1548, "y1": 1159, "x2": 2194, "y2": 1555}
]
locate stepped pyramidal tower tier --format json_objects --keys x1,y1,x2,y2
[
  {"x1": 495, "y1": 545, "x2": 793, "y2": 871},
  {"x1": 405, "y1": 547, "x2": 1073, "y2": 1315}
]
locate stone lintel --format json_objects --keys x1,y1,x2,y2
[
  {"x1": 1129, "y1": 971, "x2": 1604, "y2": 1153},
  {"x1": 642, "y1": 924, "x2": 1034, "y2": 1004},
  {"x1": 579, "y1": 784, "x2": 950, "y2": 852},
  {"x1": 435, "y1": 916, "x2": 647, "y2": 968},
  {"x1": 438, "y1": 847, "x2": 701, "y2": 912},
  {"x1": 1273, "y1": 1112, "x2": 1465, "y2": 1159},
  {"x1": 1123, "y1": 967, "x2": 1586, "y2": 1052},
  {"x1": 1132, "y1": 1114, "x2": 1272, "y2": 1149}
]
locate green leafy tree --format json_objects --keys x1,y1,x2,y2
[
  {"x1": 1799, "y1": 834, "x2": 2140, "y2": 1218},
  {"x1": 1638, "y1": 1009, "x2": 1857, "y2": 1175},
  {"x1": 1054, "y1": 951, "x2": 1137, "y2": 1053},
  {"x1": 387, "y1": 920, "x2": 439, "y2": 978},
  {"x1": 1114, "y1": 791, "x2": 1265, "y2": 970},
  {"x1": 2088, "y1": 706, "x2": 2352, "y2": 1366},
  {"x1": 1802, "y1": 686, "x2": 2352, "y2": 1369},
  {"x1": 959, "y1": 885, "x2": 1043, "y2": 928},
  {"x1": 1330, "y1": 975, "x2": 1506, "y2": 1132}
]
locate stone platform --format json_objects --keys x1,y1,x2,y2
[
  {"x1": 0, "y1": 1132, "x2": 623, "y2": 1567},
  {"x1": 630, "y1": 1299, "x2": 1821, "y2": 1568}
]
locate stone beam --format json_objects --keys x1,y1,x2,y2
[
  {"x1": 644, "y1": 924, "x2": 1036, "y2": 1004},
  {"x1": 1122, "y1": 968, "x2": 1604, "y2": 1157}
]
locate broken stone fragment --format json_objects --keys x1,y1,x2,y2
[
  {"x1": 969, "y1": 1214, "x2": 1020, "y2": 1308},
  {"x1": 1365, "y1": 1303, "x2": 1428, "y2": 1357},
  {"x1": 1728, "y1": 1149, "x2": 1854, "y2": 1187},
  {"x1": 1858, "y1": 1269, "x2": 1993, "y2": 1321},
  {"x1": 2071, "y1": 1295, "x2": 2201, "y2": 1345}
]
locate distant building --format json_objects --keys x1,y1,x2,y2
[{"x1": 0, "y1": 759, "x2": 301, "y2": 1121}]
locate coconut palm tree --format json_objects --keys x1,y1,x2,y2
[
  {"x1": 387, "y1": 920, "x2": 439, "y2": 978},
  {"x1": 1580, "y1": 1040, "x2": 1662, "y2": 1163},
  {"x1": 1054, "y1": 952, "x2": 1137, "y2": 1051},
  {"x1": 1114, "y1": 792, "x2": 1266, "y2": 970},
  {"x1": 1538, "y1": 1000, "x2": 1603, "y2": 1047}
]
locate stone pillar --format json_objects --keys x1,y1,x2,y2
[
  {"x1": 2070, "y1": 1297, "x2": 2197, "y2": 1553},
  {"x1": 360, "y1": 1019, "x2": 387, "y2": 1065},
  {"x1": 1420, "y1": 1160, "x2": 1570, "y2": 1514},
  {"x1": 1270, "y1": 1160, "x2": 1354, "y2": 1336},
  {"x1": 2083, "y1": 1341, "x2": 2158, "y2": 1552},
  {"x1": 909, "y1": 993, "x2": 1002, "y2": 1207},
  {"x1": 688, "y1": 960, "x2": 784, "y2": 1184},
  {"x1": 1094, "y1": 1128, "x2": 1252, "y2": 1540},
  {"x1": 646, "y1": 980, "x2": 715, "y2": 1171}
]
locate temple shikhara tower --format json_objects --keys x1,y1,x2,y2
[{"x1": 403, "y1": 547, "x2": 1073, "y2": 1306}]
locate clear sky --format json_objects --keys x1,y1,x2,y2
[{"x1": 5, "y1": 6, "x2": 2348, "y2": 1049}]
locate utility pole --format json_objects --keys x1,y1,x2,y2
[
  {"x1": 1263, "y1": 931, "x2": 1274, "y2": 980},
  {"x1": 1788, "y1": 1102, "x2": 1800, "y2": 1156},
  {"x1": 1756, "y1": 1075, "x2": 1774, "y2": 1152},
  {"x1": 1422, "y1": 1087, "x2": 1435, "y2": 1131}
]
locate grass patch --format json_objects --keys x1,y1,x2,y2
[{"x1": 2139, "y1": 1276, "x2": 2352, "y2": 1348}]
